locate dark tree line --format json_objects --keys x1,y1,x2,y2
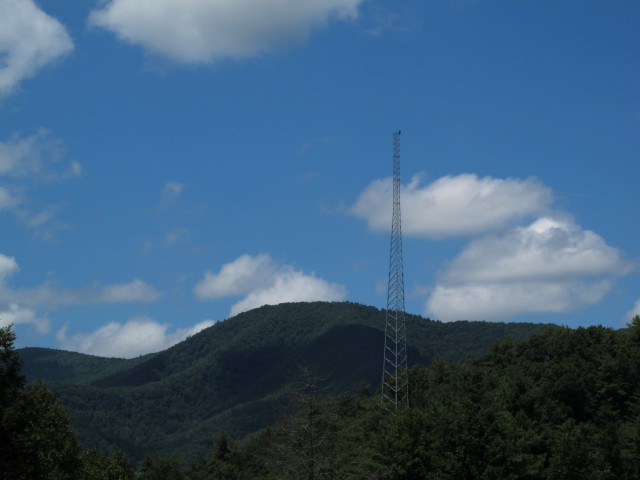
[
  {"x1": 0, "y1": 325, "x2": 135, "y2": 480},
  {"x1": 136, "y1": 316, "x2": 640, "y2": 480},
  {"x1": 384, "y1": 318, "x2": 640, "y2": 480}
]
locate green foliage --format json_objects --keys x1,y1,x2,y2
[
  {"x1": 80, "y1": 448, "x2": 135, "y2": 480},
  {"x1": 1, "y1": 324, "x2": 137, "y2": 480},
  {"x1": 178, "y1": 318, "x2": 640, "y2": 478},
  {"x1": 185, "y1": 431, "x2": 243, "y2": 480},
  {"x1": 17, "y1": 301, "x2": 545, "y2": 463},
  {"x1": 2, "y1": 381, "x2": 84, "y2": 479},
  {"x1": 18, "y1": 347, "x2": 149, "y2": 385},
  {"x1": 6, "y1": 317, "x2": 640, "y2": 479},
  {"x1": 1, "y1": 324, "x2": 84, "y2": 479},
  {"x1": 378, "y1": 324, "x2": 640, "y2": 479},
  {"x1": 245, "y1": 367, "x2": 387, "y2": 480},
  {"x1": 138, "y1": 454, "x2": 185, "y2": 480},
  {"x1": 257, "y1": 367, "x2": 349, "y2": 479},
  {"x1": 0, "y1": 324, "x2": 25, "y2": 408}
]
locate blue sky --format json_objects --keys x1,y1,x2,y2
[{"x1": 1, "y1": 0, "x2": 638, "y2": 358}]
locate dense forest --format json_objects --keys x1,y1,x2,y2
[
  {"x1": 17, "y1": 302, "x2": 544, "y2": 462},
  {"x1": 3, "y1": 305, "x2": 640, "y2": 478}
]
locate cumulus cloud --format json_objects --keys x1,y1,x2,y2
[
  {"x1": 0, "y1": 0, "x2": 73, "y2": 96},
  {"x1": 626, "y1": 300, "x2": 640, "y2": 322},
  {"x1": 425, "y1": 216, "x2": 631, "y2": 321},
  {"x1": 57, "y1": 317, "x2": 214, "y2": 358},
  {"x1": 195, "y1": 253, "x2": 346, "y2": 316},
  {"x1": 0, "y1": 253, "x2": 19, "y2": 282},
  {"x1": 427, "y1": 282, "x2": 614, "y2": 322},
  {"x1": 350, "y1": 174, "x2": 552, "y2": 237},
  {"x1": 441, "y1": 217, "x2": 628, "y2": 284},
  {"x1": 88, "y1": 0, "x2": 363, "y2": 64},
  {"x1": 195, "y1": 254, "x2": 276, "y2": 299},
  {"x1": 0, "y1": 304, "x2": 49, "y2": 334},
  {"x1": 229, "y1": 267, "x2": 347, "y2": 316}
]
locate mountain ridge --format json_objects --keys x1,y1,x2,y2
[{"x1": 17, "y1": 301, "x2": 547, "y2": 462}]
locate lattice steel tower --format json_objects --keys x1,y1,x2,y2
[{"x1": 381, "y1": 130, "x2": 409, "y2": 412}]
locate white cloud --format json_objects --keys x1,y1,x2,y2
[
  {"x1": 425, "y1": 216, "x2": 631, "y2": 321},
  {"x1": 0, "y1": 186, "x2": 15, "y2": 210},
  {"x1": 23, "y1": 206, "x2": 59, "y2": 228},
  {"x1": 230, "y1": 267, "x2": 347, "y2": 316},
  {"x1": 12, "y1": 279, "x2": 161, "y2": 309},
  {"x1": 441, "y1": 217, "x2": 628, "y2": 284},
  {"x1": 195, "y1": 253, "x2": 276, "y2": 299},
  {"x1": 0, "y1": 274, "x2": 163, "y2": 346},
  {"x1": 0, "y1": 0, "x2": 73, "y2": 96},
  {"x1": 350, "y1": 173, "x2": 552, "y2": 237},
  {"x1": 57, "y1": 317, "x2": 214, "y2": 358},
  {"x1": 88, "y1": 0, "x2": 363, "y2": 64},
  {"x1": 165, "y1": 228, "x2": 189, "y2": 245},
  {"x1": 626, "y1": 300, "x2": 640, "y2": 322},
  {"x1": 0, "y1": 304, "x2": 49, "y2": 334},
  {"x1": 95, "y1": 279, "x2": 162, "y2": 303},
  {"x1": 0, "y1": 129, "x2": 80, "y2": 182},
  {"x1": 0, "y1": 253, "x2": 19, "y2": 282},
  {"x1": 163, "y1": 182, "x2": 184, "y2": 196},
  {"x1": 427, "y1": 281, "x2": 613, "y2": 322},
  {"x1": 0, "y1": 130, "x2": 82, "y2": 235},
  {"x1": 159, "y1": 181, "x2": 184, "y2": 208},
  {"x1": 195, "y1": 253, "x2": 346, "y2": 316},
  {"x1": 0, "y1": 253, "x2": 161, "y2": 323},
  {"x1": 68, "y1": 161, "x2": 82, "y2": 177}
]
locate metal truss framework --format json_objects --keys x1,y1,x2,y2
[{"x1": 381, "y1": 130, "x2": 409, "y2": 412}]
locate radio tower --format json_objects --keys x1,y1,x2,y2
[{"x1": 381, "y1": 130, "x2": 409, "y2": 412}]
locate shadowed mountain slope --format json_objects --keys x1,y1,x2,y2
[{"x1": 18, "y1": 301, "x2": 546, "y2": 463}]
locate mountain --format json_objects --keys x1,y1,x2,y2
[{"x1": 17, "y1": 301, "x2": 546, "y2": 463}]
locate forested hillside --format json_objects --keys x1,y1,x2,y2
[
  {"x1": 18, "y1": 301, "x2": 544, "y2": 462},
  {"x1": 5, "y1": 313, "x2": 640, "y2": 479},
  {"x1": 197, "y1": 318, "x2": 640, "y2": 480}
]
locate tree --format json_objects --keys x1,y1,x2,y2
[
  {"x1": 0, "y1": 324, "x2": 25, "y2": 408},
  {"x1": 251, "y1": 366, "x2": 386, "y2": 480},
  {"x1": 185, "y1": 431, "x2": 242, "y2": 480},
  {"x1": 261, "y1": 367, "x2": 339, "y2": 479},
  {"x1": 209, "y1": 431, "x2": 241, "y2": 479},
  {"x1": 0, "y1": 324, "x2": 84, "y2": 479},
  {"x1": 138, "y1": 454, "x2": 185, "y2": 480},
  {"x1": 80, "y1": 448, "x2": 135, "y2": 480},
  {"x1": 1, "y1": 323, "x2": 26, "y2": 473},
  {"x1": 2, "y1": 380, "x2": 83, "y2": 479}
]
